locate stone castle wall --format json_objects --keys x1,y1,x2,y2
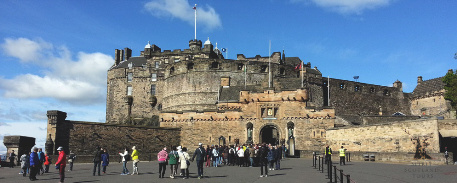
[
  {"x1": 328, "y1": 78, "x2": 410, "y2": 116},
  {"x1": 326, "y1": 119, "x2": 440, "y2": 153}
]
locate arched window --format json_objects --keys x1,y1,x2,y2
[
  {"x1": 170, "y1": 67, "x2": 175, "y2": 75},
  {"x1": 246, "y1": 122, "x2": 253, "y2": 143},
  {"x1": 287, "y1": 122, "x2": 294, "y2": 138}
]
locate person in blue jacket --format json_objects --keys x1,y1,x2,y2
[
  {"x1": 267, "y1": 145, "x2": 276, "y2": 171},
  {"x1": 29, "y1": 147, "x2": 40, "y2": 181},
  {"x1": 101, "y1": 149, "x2": 110, "y2": 174}
]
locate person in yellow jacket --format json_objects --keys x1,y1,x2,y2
[
  {"x1": 131, "y1": 146, "x2": 139, "y2": 175},
  {"x1": 339, "y1": 146, "x2": 346, "y2": 166},
  {"x1": 324, "y1": 145, "x2": 332, "y2": 164}
]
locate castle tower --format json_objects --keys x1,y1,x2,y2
[
  {"x1": 189, "y1": 39, "x2": 202, "y2": 51},
  {"x1": 46, "y1": 110, "x2": 67, "y2": 154}
]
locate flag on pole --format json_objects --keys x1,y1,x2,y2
[
  {"x1": 193, "y1": 5, "x2": 196, "y2": 10},
  {"x1": 294, "y1": 63, "x2": 302, "y2": 70}
]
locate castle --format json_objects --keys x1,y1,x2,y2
[{"x1": 40, "y1": 38, "x2": 456, "y2": 163}]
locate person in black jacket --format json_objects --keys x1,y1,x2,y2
[
  {"x1": 93, "y1": 146, "x2": 103, "y2": 176},
  {"x1": 275, "y1": 145, "x2": 282, "y2": 170},
  {"x1": 191, "y1": 143, "x2": 206, "y2": 179},
  {"x1": 258, "y1": 143, "x2": 268, "y2": 177}
]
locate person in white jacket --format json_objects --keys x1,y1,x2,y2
[
  {"x1": 118, "y1": 148, "x2": 130, "y2": 175},
  {"x1": 179, "y1": 147, "x2": 190, "y2": 179}
]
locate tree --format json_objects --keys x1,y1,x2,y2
[{"x1": 442, "y1": 70, "x2": 457, "y2": 110}]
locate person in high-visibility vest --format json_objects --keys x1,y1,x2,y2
[
  {"x1": 339, "y1": 146, "x2": 346, "y2": 166},
  {"x1": 325, "y1": 145, "x2": 332, "y2": 164}
]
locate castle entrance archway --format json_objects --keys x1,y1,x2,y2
[{"x1": 260, "y1": 125, "x2": 280, "y2": 145}]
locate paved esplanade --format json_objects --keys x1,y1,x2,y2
[{"x1": 1, "y1": 158, "x2": 456, "y2": 183}]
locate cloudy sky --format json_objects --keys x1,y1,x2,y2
[{"x1": 0, "y1": 0, "x2": 456, "y2": 154}]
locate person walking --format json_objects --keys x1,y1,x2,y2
[
  {"x1": 157, "y1": 147, "x2": 168, "y2": 178},
  {"x1": 92, "y1": 147, "x2": 102, "y2": 176},
  {"x1": 67, "y1": 151, "x2": 75, "y2": 171},
  {"x1": 131, "y1": 146, "x2": 139, "y2": 175},
  {"x1": 258, "y1": 143, "x2": 268, "y2": 177},
  {"x1": 101, "y1": 149, "x2": 109, "y2": 174},
  {"x1": 339, "y1": 146, "x2": 346, "y2": 166},
  {"x1": 179, "y1": 147, "x2": 190, "y2": 179},
  {"x1": 55, "y1": 146, "x2": 66, "y2": 183},
  {"x1": 191, "y1": 142, "x2": 206, "y2": 179},
  {"x1": 43, "y1": 153, "x2": 51, "y2": 173},
  {"x1": 118, "y1": 148, "x2": 130, "y2": 175},
  {"x1": 9, "y1": 150, "x2": 16, "y2": 168},
  {"x1": 20, "y1": 153, "x2": 29, "y2": 177},
  {"x1": 29, "y1": 147, "x2": 39, "y2": 181},
  {"x1": 168, "y1": 146, "x2": 179, "y2": 178}
]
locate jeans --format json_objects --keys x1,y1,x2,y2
[
  {"x1": 170, "y1": 164, "x2": 178, "y2": 176},
  {"x1": 250, "y1": 157, "x2": 254, "y2": 167},
  {"x1": 122, "y1": 161, "x2": 129, "y2": 174},
  {"x1": 93, "y1": 161, "x2": 101, "y2": 175},
  {"x1": 213, "y1": 157, "x2": 219, "y2": 167},
  {"x1": 275, "y1": 159, "x2": 281, "y2": 170},
  {"x1": 59, "y1": 165, "x2": 65, "y2": 182},
  {"x1": 196, "y1": 160, "x2": 204, "y2": 177}
]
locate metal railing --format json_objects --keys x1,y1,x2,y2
[{"x1": 312, "y1": 153, "x2": 356, "y2": 183}]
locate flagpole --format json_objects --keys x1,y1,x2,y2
[
  {"x1": 268, "y1": 40, "x2": 271, "y2": 88},
  {"x1": 328, "y1": 76, "x2": 330, "y2": 106},
  {"x1": 194, "y1": 4, "x2": 197, "y2": 40},
  {"x1": 244, "y1": 63, "x2": 247, "y2": 89},
  {"x1": 301, "y1": 61, "x2": 304, "y2": 88}
]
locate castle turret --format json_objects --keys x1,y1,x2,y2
[
  {"x1": 189, "y1": 39, "x2": 202, "y2": 51},
  {"x1": 393, "y1": 80, "x2": 403, "y2": 92}
]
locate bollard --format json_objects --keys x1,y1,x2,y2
[
  {"x1": 346, "y1": 174, "x2": 350, "y2": 183},
  {"x1": 318, "y1": 156, "x2": 321, "y2": 171},
  {"x1": 329, "y1": 161, "x2": 333, "y2": 183},
  {"x1": 340, "y1": 170, "x2": 344, "y2": 183},
  {"x1": 322, "y1": 156, "x2": 324, "y2": 173},
  {"x1": 314, "y1": 155, "x2": 318, "y2": 169},
  {"x1": 313, "y1": 153, "x2": 315, "y2": 167},
  {"x1": 334, "y1": 166, "x2": 337, "y2": 183}
]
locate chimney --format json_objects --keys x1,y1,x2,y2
[
  {"x1": 115, "y1": 49, "x2": 121, "y2": 65},
  {"x1": 417, "y1": 76, "x2": 423, "y2": 84},
  {"x1": 124, "y1": 48, "x2": 132, "y2": 61}
]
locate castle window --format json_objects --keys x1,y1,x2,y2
[
  {"x1": 174, "y1": 58, "x2": 180, "y2": 62},
  {"x1": 354, "y1": 85, "x2": 360, "y2": 92},
  {"x1": 211, "y1": 62, "x2": 219, "y2": 69},
  {"x1": 127, "y1": 86, "x2": 132, "y2": 96},
  {"x1": 170, "y1": 67, "x2": 175, "y2": 75},
  {"x1": 370, "y1": 87, "x2": 375, "y2": 93},
  {"x1": 340, "y1": 83, "x2": 345, "y2": 89},
  {"x1": 155, "y1": 62, "x2": 159, "y2": 68},
  {"x1": 280, "y1": 68, "x2": 285, "y2": 75},
  {"x1": 151, "y1": 73, "x2": 157, "y2": 81},
  {"x1": 383, "y1": 89, "x2": 390, "y2": 96},
  {"x1": 157, "y1": 103, "x2": 162, "y2": 110},
  {"x1": 238, "y1": 63, "x2": 244, "y2": 70},
  {"x1": 187, "y1": 62, "x2": 194, "y2": 70},
  {"x1": 261, "y1": 65, "x2": 268, "y2": 72},
  {"x1": 151, "y1": 84, "x2": 156, "y2": 95},
  {"x1": 165, "y1": 58, "x2": 169, "y2": 64},
  {"x1": 128, "y1": 62, "x2": 133, "y2": 69},
  {"x1": 127, "y1": 72, "x2": 133, "y2": 82}
]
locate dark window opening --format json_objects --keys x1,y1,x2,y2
[
  {"x1": 370, "y1": 87, "x2": 375, "y2": 93},
  {"x1": 261, "y1": 65, "x2": 268, "y2": 72},
  {"x1": 355, "y1": 85, "x2": 360, "y2": 92},
  {"x1": 280, "y1": 68, "x2": 285, "y2": 75},
  {"x1": 211, "y1": 62, "x2": 219, "y2": 69},
  {"x1": 340, "y1": 83, "x2": 345, "y2": 89},
  {"x1": 238, "y1": 63, "x2": 244, "y2": 70},
  {"x1": 187, "y1": 62, "x2": 194, "y2": 70},
  {"x1": 383, "y1": 89, "x2": 390, "y2": 96},
  {"x1": 170, "y1": 67, "x2": 175, "y2": 75}
]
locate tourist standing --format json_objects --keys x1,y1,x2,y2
[
  {"x1": 228, "y1": 145, "x2": 235, "y2": 166},
  {"x1": 157, "y1": 147, "x2": 168, "y2": 178},
  {"x1": 55, "y1": 146, "x2": 66, "y2": 183},
  {"x1": 179, "y1": 147, "x2": 190, "y2": 179},
  {"x1": 212, "y1": 145, "x2": 219, "y2": 167},
  {"x1": 191, "y1": 142, "x2": 206, "y2": 179},
  {"x1": 93, "y1": 147, "x2": 102, "y2": 176},
  {"x1": 258, "y1": 144, "x2": 268, "y2": 177},
  {"x1": 325, "y1": 145, "x2": 332, "y2": 164},
  {"x1": 168, "y1": 146, "x2": 179, "y2": 178},
  {"x1": 205, "y1": 145, "x2": 211, "y2": 167},
  {"x1": 237, "y1": 146, "x2": 244, "y2": 167},
  {"x1": 131, "y1": 146, "x2": 139, "y2": 175},
  {"x1": 9, "y1": 150, "x2": 16, "y2": 168},
  {"x1": 249, "y1": 145, "x2": 255, "y2": 167},
  {"x1": 44, "y1": 153, "x2": 51, "y2": 173},
  {"x1": 223, "y1": 146, "x2": 229, "y2": 166},
  {"x1": 20, "y1": 153, "x2": 29, "y2": 177},
  {"x1": 119, "y1": 148, "x2": 130, "y2": 175},
  {"x1": 29, "y1": 147, "x2": 39, "y2": 181},
  {"x1": 339, "y1": 146, "x2": 346, "y2": 166},
  {"x1": 445, "y1": 147, "x2": 449, "y2": 165},
  {"x1": 68, "y1": 151, "x2": 76, "y2": 171},
  {"x1": 267, "y1": 146, "x2": 276, "y2": 170},
  {"x1": 37, "y1": 148, "x2": 45, "y2": 175},
  {"x1": 275, "y1": 145, "x2": 282, "y2": 170},
  {"x1": 101, "y1": 149, "x2": 109, "y2": 174}
]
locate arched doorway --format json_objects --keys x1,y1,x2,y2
[{"x1": 260, "y1": 125, "x2": 280, "y2": 145}]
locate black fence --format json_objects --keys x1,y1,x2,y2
[{"x1": 312, "y1": 152, "x2": 356, "y2": 183}]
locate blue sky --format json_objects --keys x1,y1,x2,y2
[{"x1": 0, "y1": 0, "x2": 456, "y2": 154}]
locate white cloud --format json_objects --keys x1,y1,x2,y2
[
  {"x1": 0, "y1": 37, "x2": 113, "y2": 105},
  {"x1": 144, "y1": 0, "x2": 222, "y2": 30},
  {"x1": 293, "y1": 0, "x2": 392, "y2": 14}
]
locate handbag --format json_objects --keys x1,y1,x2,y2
[
  {"x1": 186, "y1": 160, "x2": 190, "y2": 166},
  {"x1": 55, "y1": 164, "x2": 60, "y2": 169}
]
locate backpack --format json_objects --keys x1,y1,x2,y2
[{"x1": 124, "y1": 154, "x2": 131, "y2": 161}]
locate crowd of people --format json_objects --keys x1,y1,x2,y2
[{"x1": 7, "y1": 142, "x2": 288, "y2": 181}]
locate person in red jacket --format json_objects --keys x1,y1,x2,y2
[
  {"x1": 55, "y1": 147, "x2": 66, "y2": 183},
  {"x1": 43, "y1": 154, "x2": 51, "y2": 173}
]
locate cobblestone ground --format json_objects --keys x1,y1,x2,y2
[{"x1": 1, "y1": 158, "x2": 456, "y2": 183}]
